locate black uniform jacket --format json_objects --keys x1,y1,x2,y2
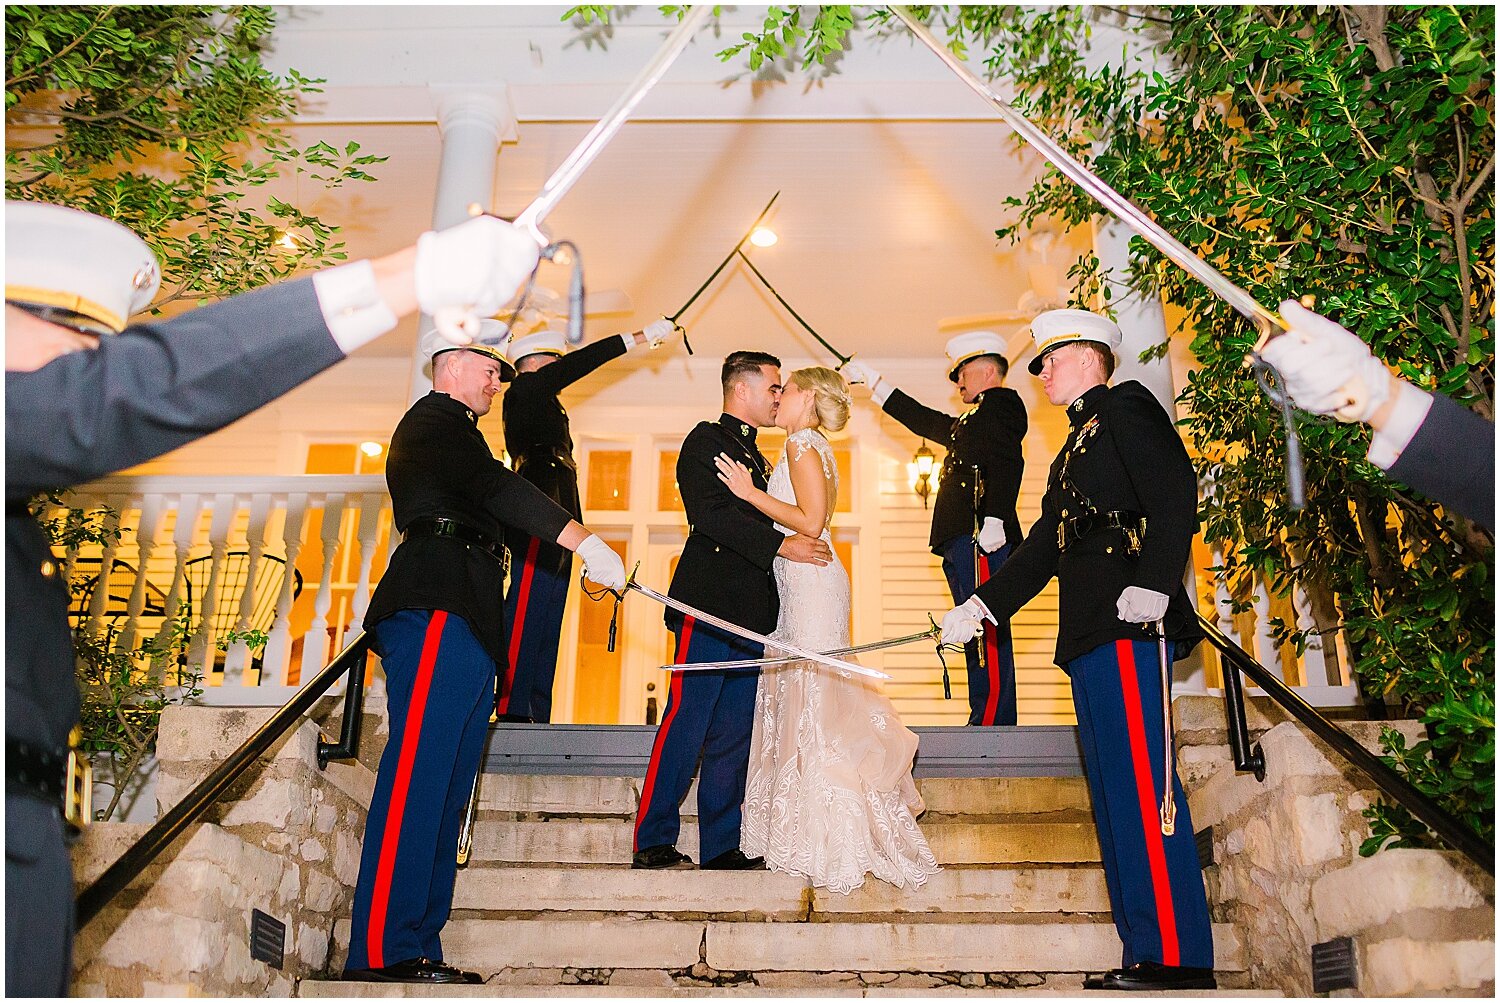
[
  {"x1": 502, "y1": 334, "x2": 628, "y2": 519},
  {"x1": 365, "y1": 391, "x2": 573, "y2": 664},
  {"x1": 5, "y1": 279, "x2": 345, "y2": 756},
  {"x1": 1388, "y1": 393, "x2": 1494, "y2": 532},
  {"x1": 973, "y1": 381, "x2": 1203, "y2": 667},
  {"x1": 882, "y1": 386, "x2": 1028, "y2": 554},
  {"x1": 667, "y1": 414, "x2": 784, "y2": 635}
]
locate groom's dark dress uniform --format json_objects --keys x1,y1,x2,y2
[{"x1": 633, "y1": 414, "x2": 783, "y2": 865}]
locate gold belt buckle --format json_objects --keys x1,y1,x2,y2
[{"x1": 63, "y1": 725, "x2": 92, "y2": 831}]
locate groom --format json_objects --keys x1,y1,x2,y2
[{"x1": 632, "y1": 351, "x2": 832, "y2": 870}]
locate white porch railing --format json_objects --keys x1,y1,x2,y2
[{"x1": 56, "y1": 475, "x2": 392, "y2": 706}]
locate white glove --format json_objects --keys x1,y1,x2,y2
[
  {"x1": 642, "y1": 318, "x2": 676, "y2": 349},
  {"x1": 576, "y1": 534, "x2": 627, "y2": 591},
  {"x1": 1116, "y1": 586, "x2": 1170, "y2": 624},
  {"x1": 940, "y1": 596, "x2": 993, "y2": 645},
  {"x1": 977, "y1": 517, "x2": 1007, "y2": 553},
  {"x1": 414, "y1": 215, "x2": 541, "y2": 344},
  {"x1": 840, "y1": 359, "x2": 881, "y2": 387},
  {"x1": 1259, "y1": 300, "x2": 1394, "y2": 423}
]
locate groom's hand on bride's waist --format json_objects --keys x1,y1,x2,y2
[{"x1": 779, "y1": 534, "x2": 832, "y2": 566}]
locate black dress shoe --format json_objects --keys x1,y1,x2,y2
[
  {"x1": 495, "y1": 713, "x2": 533, "y2": 723},
  {"x1": 1099, "y1": 961, "x2": 1217, "y2": 991},
  {"x1": 701, "y1": 848, "x2": 766, "y2": 870},
  {"x1": 632, "y1": 844, "x2": 694, "y2": 869},
  {"x1": 342, "y1": 957, "x2": 481, "y2": 984}
]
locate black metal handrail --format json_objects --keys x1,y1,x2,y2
[
  {"x1": 1199, "y1": 613, "x2": 1494, "y2": 876},
  {"x1": 76, "y1": 632, "x2": 373, "y2": 928}
]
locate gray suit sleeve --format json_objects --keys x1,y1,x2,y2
[
  {"x1": 1387, "y1": 393, "x2": 1495, "y2": 532},
  {"x1": 5, "y1": 278, "x2": 344, "y2": 496}
]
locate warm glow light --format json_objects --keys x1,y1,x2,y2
[
  {"x1": 359, "y1": 441, "x2": 384, "y2": 458},
  {"x1": 749, "y1": 227, "x2": 778, "y2": 248},
  {"x1": 275, "y1": 231, "x2": 300, "y2": 251}
]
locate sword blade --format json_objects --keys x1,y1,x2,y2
[
  {"x1": 668, "y1": 191, "x2": 781, "y2": 323},
  {"x1": 628, "y1": 581, "x2": 890, "y2": 681},
  {"x1": 889, "y1": 6, "x2": 1285, "y2": 342},
  {"x1": 656, "y1": 626, "x2": 939, "y2": 673},
  {"x1": 513, "y1": 6, "x2": 711, "y2": 240}
]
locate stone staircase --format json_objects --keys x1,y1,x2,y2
[{"x1": 300, "y1": 773, "x2": 1266, "y2": 997}]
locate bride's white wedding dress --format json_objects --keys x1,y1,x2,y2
[{"x1": 740, "y1": 427, "x2": 940, "y2": 894}]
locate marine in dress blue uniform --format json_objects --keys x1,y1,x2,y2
[
  {"x1": 845, "y1": 333, "x2": 1028, "y2": 725},
  {"x1": 944, "y1": 310, "x2": 1215, "y2": 993},
  {"x1": 5, "y1": 202, "x2": 535, "y2": 995},
  {"x1": 497, "y1": 320, "x2": 674, "y2": 722},
  {"x1": 632, "y1": 352, "x2": 828, "y2": 870},
  {"x1": 347, "y1": 330, "x2": 623, "y2": 982}
]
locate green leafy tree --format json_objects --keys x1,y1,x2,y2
[
  {"x1": 569, "y1": 5, "x2": 1496, "y2": 850},
  {"x1": 5, "y1": 5, "x2": 385, "y2": 308}
]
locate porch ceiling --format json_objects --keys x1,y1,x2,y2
[{"x1": 258, "y1": 5, "x2": 1097, "y2": 363}]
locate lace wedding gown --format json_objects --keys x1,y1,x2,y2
[{"x1": 740, "y1": 428, "x2": 940, "y2": 893}]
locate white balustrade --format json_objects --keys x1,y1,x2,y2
[{"x1": 53, "y1": 476, "x2": 393, "y2": 706}]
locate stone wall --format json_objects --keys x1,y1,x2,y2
[
  {"x1": 71, "y1": 704, "x2": 375, "y2": 995},
  {"x1": 1178, "y1": 695, "x2": 1495, "y2": 997}
]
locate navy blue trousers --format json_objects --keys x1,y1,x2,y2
[
  {"x1": 632, "y1": 617, "x2": 760, "y2": 862},
  {"x1": 940, "y1": 535, "x2": 1017, "y2": 725},
  {"x1": 348, "y1": 610, "x2": 494, "y2": 971},
  {"x1": 1068, "y1": 637, "x2": 1214, "y2": 970},
  {"x1": 498, "y1": 532, "x2": 572, "y2": 723}
]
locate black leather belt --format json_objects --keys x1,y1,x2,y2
[
  {"x1": 1058, "y1": 509, "x2": 1147, "y2": 555},
  {"x1": 7, "y1": 733, "x2": 91, "y2": 831},
  {"x1": 515, "y1": 447, "x2": 577, "y2": 471},
  {"x1": 404, "y1": 517, "x2": 510, "y2": 571}
]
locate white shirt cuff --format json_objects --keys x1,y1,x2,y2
[
  {"x1": 970, "y1": 595, "x2": 997, "y2": 625},
  {"x1": 312, "y1": 260, "x2": 399, "y2": 355},
  {"x1": 870, "y1": 377, "x2": 894, "y2": 406},
  {"x1": 621, "y1": 331, "x2": 643, "y2": 353},
  {"x1": 1367, "y1": 382, "x2": 1434, "y2": 470}
]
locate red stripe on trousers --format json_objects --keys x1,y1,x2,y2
[
  {"x1": 633, "y1": 617, "x2": 694, "y2": 848},
  {"x1": 978, "y1": 551, "x2": 1001, "y2": 725},
  {"x1": 1115, "y1": 638, "x2": 1180, "y2": 966},
  {"x1": 366, "y1": 610, "x2": 448, "y2": 968},
  {"x1": 497, "y1": 536, "x2": 542, "y2": 713}
]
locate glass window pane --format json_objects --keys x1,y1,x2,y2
[
  {"x1": 586, "y1": 450, "x2": 632, "y2": 510},
  {"x1": 305, "y1": 443, "x2": 357, "y2": 474},
  {"x1": 833, "y1": 445, "x2": 852, "y2": 513},
  {"x1": 573, "y1": 538, "x2": 627, "y2": 722},
  {"x1": 658, "y1": 451, "x2": 683, "y2": 511}
]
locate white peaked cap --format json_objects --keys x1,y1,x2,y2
[
  {"x1": 421, "y1": 318, "x2": 516, "y2": 380},
  {"x1": 505, "y1": 328, "x2": 568, "y2": 366},
  {"x1": 5, "y1": 200, "x2": 160, "y2": 334},
  {"x1": 1027, "y1": 308, "x2": 1122, "y2": 375},
  {"x1": 944, "y1": 330, "x2": 1008, "y2": 382}
]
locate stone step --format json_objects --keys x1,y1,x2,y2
[
  {"x1": 306, "y1": 917, "x2": 1245, "y2": 979},
  {"x1": 452, "y1": 865, "x2": 1111, "y2": 917},
  {"x1": 477, "y1": 776, "x2": 1092, "y2": 819},
  {"x1": 300, "y1": 983, "x2": 1280, "y2": 998},
  {"x1": 467, "y1": 819, "x2": 1100, "y2": 866}
]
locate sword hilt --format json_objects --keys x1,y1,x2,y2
[{"x1": 607, "y1": 561, "x2": 640, "y2": 653}]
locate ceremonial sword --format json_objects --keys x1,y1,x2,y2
[
  {"x1": 502, "y1": 6, "x2": 712, "y2": 344},
  {"x1": 889, "y1": 6, "x2": 1307, "y2": 509},
  {"x1": 623, "y1": 579, "x2": 890, "y2": 681},
  {"x1": 1156, "y1": 618, "x2": 1178, "y2": 837},
  {"x1": 664, "y1": 191, "x2": 783, "y2": 355},
  {"x1": 654, "y1": 623, "x2": 941, "y2": 673}
]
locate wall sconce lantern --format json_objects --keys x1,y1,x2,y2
[{"x1": 912, "y1": 441, "x2": 937, "y2": 508}]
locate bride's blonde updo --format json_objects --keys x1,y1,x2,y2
[{"x1": 790, "y1": 366, "x2": 852, "y2": 433}]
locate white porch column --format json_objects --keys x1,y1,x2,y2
[
  {"x1": 408, "y1": 87, "x2": 518, "y2": 401},
  {"x1": 1081, "y1": 15, "x2": 1207, "y2": 694}
]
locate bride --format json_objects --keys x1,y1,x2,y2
[{"x1": 714, "y1": 366, "x2": 939, "y2": 894}]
